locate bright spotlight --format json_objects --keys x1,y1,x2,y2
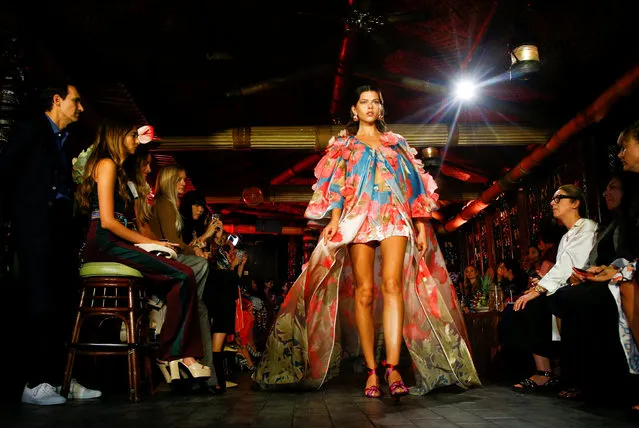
[{"x1": 454, "y1": 80, "x2": 476, "y2": 101}]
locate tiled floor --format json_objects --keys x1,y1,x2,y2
[{"x1": 4, "y1": 374, "x2": 637, "y2": 428}]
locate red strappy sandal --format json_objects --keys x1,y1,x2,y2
[
  {"x1": 383, "y1": 361, "x2": 409, "y2": 402},
  {"x1": 364, "y1": 367, "x2": 382, "y2": 398}
]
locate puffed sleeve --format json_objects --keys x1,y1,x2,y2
[
  {"x1": 396, "y1": 135, "x2": 439, "y2": 218},
  {"x1": 304, "y1": 136, "x2": 348, "y2": 220}
]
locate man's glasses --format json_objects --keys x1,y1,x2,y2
[{"x1": 550, "y1": 195, "x2": 575, "y2": 204}]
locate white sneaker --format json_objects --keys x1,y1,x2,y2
[
  {"x1": 22, "y1": 383, "x2": 67, "y2": 406},
  {"x1": 56, "y1": 379, "x2": 102, "y2": 400}
]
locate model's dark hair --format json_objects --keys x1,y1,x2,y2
[{"x1": 344, "y1": 85, "x2": 388, "y2": 136}]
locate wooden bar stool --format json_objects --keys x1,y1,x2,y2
[{"x1": 61, "y1": 262, "x2": 152, "y2": 403}]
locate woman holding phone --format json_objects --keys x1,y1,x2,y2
[{"x1": 558, "y1": 124, "x2": 639, "y2": 410}]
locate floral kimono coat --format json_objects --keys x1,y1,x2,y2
[{"x1": 254, "y1": 131, "x2": 480, "y2": 392}]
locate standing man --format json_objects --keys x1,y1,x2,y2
[{"x1": 0, "y1": 81, "x2": 100, "y2": 405}]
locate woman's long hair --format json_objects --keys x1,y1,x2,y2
[
  {"x1": 76, "y1": 119, "x2": 135, "y2": 213},
  {"x1": 462, "y1": 265, "x2": 479, "y2": 294},
  {"x1": 179, "y1": 190, "x2": 209, "y2": 241},
  {"x1": 123, "y1": 145, "x2": 153, "y2": 225},
  {"x1": 344, "y1": 85, "x2": 388, "y2": 136},
  {"x1": 153, "y1": 164, "x2": 185, "y2": 233}
]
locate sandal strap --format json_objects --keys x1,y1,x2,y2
[
  {"x1": 389, "y1": 380, "x2": 408, "y2": 393},
  {"x1": 366, "y1": 367, "x2": 378, "y2": 376},
  {"x1": 535, "y1": 370, "x2": 553, "y2": 378},
  {"x1": 382, "y1": 360, "x2": 398, "y2": 380},
  {"x1": 517, "y1": 378, "x2": 539, "y2": 389},
  {"x1": 364, "y1": 385, "x2": 381, "y2": 398}
]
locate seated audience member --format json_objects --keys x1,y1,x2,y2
[
  {"x1": 457, "y1": 265, "x2": 480, "y2": 311},
  {"x1": 511, "y1": 184, "x2": 596, "y2": 392},
  {"x1": 179, "y1": 190, "x2": 217, "y2": 251},
  {"x1": 149, "y1": 165, "x2": 213, "y2": 391},
  {"x1": 498, "y1": 258, "x2": 525, "y2": 297},
  {"x1": 564, "y1": 124, "x2": 639, "y2": 412},
  {"x1": 524, "y1": 245, "x2": 543, "y2": 280},
  {"x1": 77, "y1": 119, "x2": 209, "y2": 389},
  {"x1": 122, "y1": 143, "x2": 154, "y2": 238},
  {"x1": 552, "y1": 172, "x2": 634, "y2": 401},
  {"x1": 537, "y1": 224, "x2": 562, "y2": 276}
]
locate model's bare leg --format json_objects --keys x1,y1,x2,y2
[
  {"x1": 349, "y1": 242, "x2": 378, "y2": 391},
  {"x1": 380, "y1": 236, "x2": 408, "y2": 386}
]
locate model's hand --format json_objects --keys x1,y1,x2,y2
[
  {"x1": 415, "y1": 229, "x2": 427, "y2": 258},
  {"x1": 514, "y1": 290, "x2": 540, "y2": 311},
  {"x1": 322, "y1": 220, "x2": 339, "y2": 243}
]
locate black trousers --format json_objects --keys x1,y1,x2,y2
[
  {"x1": 511, "y1": 294, "x2": 554, "y2": 358},
  {"x1": 15, "y1": 199, "x2": 78, "y2": 388},
  {"x1": 553, "y1": 283, "x2": 634, "y2": 402}
]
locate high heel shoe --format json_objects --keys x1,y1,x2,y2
[
  {"x1": 157, "y1": 360, "x2": 172, "y2": 384},
  {"x1": 168, "y1": 359, "x2": 211, "y2": 381},
  {"x1": 364, "y1": 367, "x2": 382, "y2": 398},
  {"x1": 383, "y1": 361, "x2": 409, "y2": 402}
]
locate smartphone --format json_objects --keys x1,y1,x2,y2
[
  {"x1": 227, "y1": 234, "x2": 239, "y2": 246},
  {"x1": 572, "y1": 267, "x2": 593, "y2": 276}
]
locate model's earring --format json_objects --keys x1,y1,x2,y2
[
  {"x1": 353, "y1": 113, "x2": 358, "y2": 122},
  {"x1": 378, "y1": 114, "x2": 384, "y2": 120}
]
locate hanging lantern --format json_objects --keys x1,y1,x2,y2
[
  {"x1": 509, "y1": 44, "x2": 540, "y2": 80},
  {"x1": 421, "y1": 146, "x2": 441, "y2": 168}
]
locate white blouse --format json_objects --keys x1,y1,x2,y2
[{"x1": 539, "y1": 218, "x2": 597, "y2": 295}]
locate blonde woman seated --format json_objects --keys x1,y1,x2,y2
[{"x1": 149, "y1": 165, "x2": 215, "y2": 390}]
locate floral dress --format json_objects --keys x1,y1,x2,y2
[{"x1": 254, "y1": 131, "x2": 480, "y2": 393}]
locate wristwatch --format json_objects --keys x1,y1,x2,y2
[{"x1": 533, "y1": 284, "x2": 547, "y2": 294}]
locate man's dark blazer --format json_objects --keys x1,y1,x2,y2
[{"x1": 0, "y1": 114, "x2": 74, "y2": 241}]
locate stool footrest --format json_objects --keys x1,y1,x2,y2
[{"x1": 70, "y1": 342, "x2": 142, "y2": 349}]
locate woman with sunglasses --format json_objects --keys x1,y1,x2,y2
[{"x1": 511, "y1": 184, "x2": 597, "y2": 392}]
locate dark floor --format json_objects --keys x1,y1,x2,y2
[{"x1": 3, "y1": 373, "x2": 638, "y2": 428}]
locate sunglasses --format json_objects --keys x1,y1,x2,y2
[{"x1": 550, "y1": 195, "x2": 576, "y2": 204}]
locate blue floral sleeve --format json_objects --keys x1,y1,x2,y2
[{"x1": 395, "y1": 135, "x2": 439, "y2": 218}]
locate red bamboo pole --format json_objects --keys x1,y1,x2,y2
[
  {"x1": 329, "y1": 0, "x2": 356, "y2": 119},
  {"x1": 270, "y1": 154, "x2": 323, "y2": 185},
  {"x1": 445, "y1": 64, "x2": 639, "y2": 232}
]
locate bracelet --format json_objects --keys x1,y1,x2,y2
[{"x1": 533, "y1": 284, "x2": 547, "y2": 295}]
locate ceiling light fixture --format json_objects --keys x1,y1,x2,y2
[{"x1": 454, "y1": 79, "x2": 477, "y2": 101}]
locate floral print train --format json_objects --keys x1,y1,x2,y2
[{"x1": 253, "y1": 131, "x2": 480, "y2": 393}]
